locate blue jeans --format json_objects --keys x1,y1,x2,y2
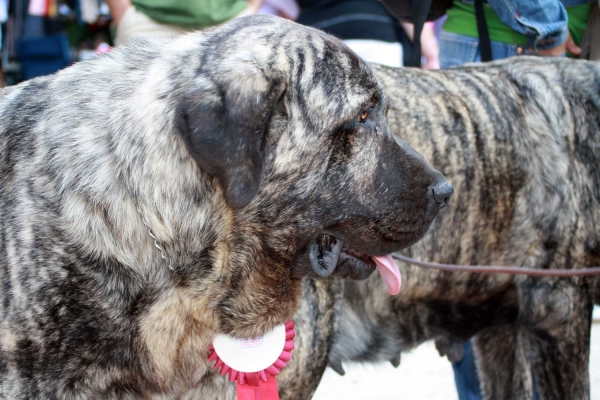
[
  {"x1": 452, "y1": 341, "x2": 482, "y2": 400},
  {"x1": 453, "y1": 341, "x2": 540, "y2": 400},
  {"x1": 439, "y1": 31, "x2": 525, "y2": 68}
]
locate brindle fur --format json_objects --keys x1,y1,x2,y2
[
  {"x1": 280, "y1": 57, "x2": 600, "y2": 400},
  {"x1": 0, "y1": 16, "x2": 448, "y2": 398},
  {"x1": 332, "y1": 58, "x2": 600, "y2": 400}
]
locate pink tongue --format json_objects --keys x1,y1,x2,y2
[{"x1": 372, "y1": 255, "x2": 401, "y2": 295}]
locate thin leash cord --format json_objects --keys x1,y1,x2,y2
[{"x1": 392, "y1": 253, "x2": 600, "y2": 277}]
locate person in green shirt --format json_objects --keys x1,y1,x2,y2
[
  {"x1": 107, "y1": 0, "x2": 264, "y2": 45},
  {"x1": 439, "y1": 0, "x2": 593, "y2": 67}
]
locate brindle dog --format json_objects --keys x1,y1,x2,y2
[
  {"x1": 278, "y1": 57, "x2": 600, "y2": 400},
  {"x1": 0, "y1": 16, "x2": 450, "y2": 398}
]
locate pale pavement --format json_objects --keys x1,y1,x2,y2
[{"x1": 314, "y1": 317, "x2": 600, "y2": 400}]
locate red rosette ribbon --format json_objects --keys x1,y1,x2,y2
[{"x1": 208, "y1": 320, "x2": 296, "y2": 400}]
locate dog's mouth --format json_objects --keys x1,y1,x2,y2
[{"x1": 308, "y1": 233, "x2": 401, "y2": 295}]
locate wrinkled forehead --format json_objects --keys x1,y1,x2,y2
[
  {"x1": 284, "y1": 28, "x2": 382, "y2": 117},
  {"x1": 200, "y1": 15, "x2": 382, "y2": 115}
]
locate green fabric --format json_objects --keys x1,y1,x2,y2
[
  {"x1": 132, "y1": 0, "x2": 248, "y2": 29},
  {"x1": 444, "y1": 2, "x2": 592, "y2": 46},
  {"x1": 568, "y1": 3, "x2": 593, "y2": 44}
]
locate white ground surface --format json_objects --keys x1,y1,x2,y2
[{"x1": 314, "y1": 312, "x2": 600, "y2": 400}]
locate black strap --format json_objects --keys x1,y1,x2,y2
[
  {"x1": 410, "y1": 0, "x2": 432, "y2": 67},
  {"x1": 474, "y1": 0, "x2": 493, "y2": 62}
]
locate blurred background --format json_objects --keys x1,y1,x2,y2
[{"x1": 0, "y1": 0, "x2": 114, "y2": 86}]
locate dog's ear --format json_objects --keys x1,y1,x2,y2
[{"x1": 175, "y1": 73, "x2": 286, "y2": 209}]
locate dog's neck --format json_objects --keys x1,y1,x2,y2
[{"x1": 329, "y1": 273, "x2": 519, "y2": 371}]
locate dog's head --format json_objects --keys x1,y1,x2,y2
[{"x1": 172, "y1": 16, "x2": 452, "y2": 336}]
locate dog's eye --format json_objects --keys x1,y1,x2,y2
[{"x1": 358, "y1": 110, "x2": 369, "y2": 123}]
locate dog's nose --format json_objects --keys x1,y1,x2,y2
[{"x1": 430, "y1": 180, "x2": 454, "y2": 209}]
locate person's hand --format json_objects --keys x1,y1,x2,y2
[
  {"x1": 535, "y1": 32, "x2": 581, "y2": 57},
  {"x1": 247, "y1": 0, "x2": 264, "y2": 14},
  {"x1": 106, "y1": 0, "x2": 132, "y2": 26}
]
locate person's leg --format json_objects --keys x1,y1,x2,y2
[
  {"x1": 452, "y1": 341, "x2": 483, "y2": 400},
  {"x1": 489, "y1": 40, "x2": 520, "y2": 60},
  {"x1": 439, "y1": 31, "x2": 522, "y2": 67},
  {"x1": 439, "y1": 31, "x2": 480, "y2": 68}
]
